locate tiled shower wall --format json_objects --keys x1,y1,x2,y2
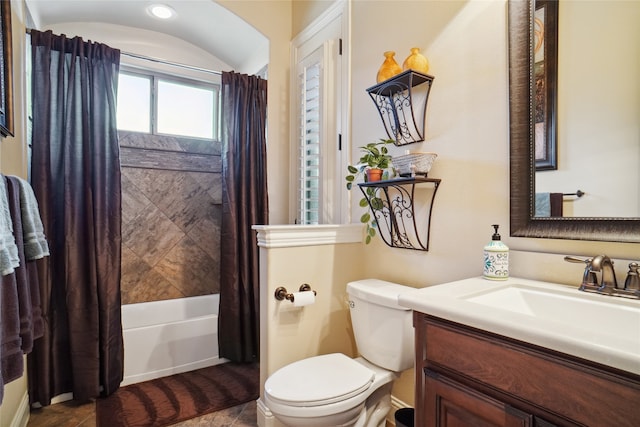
[{"x1": 119, "y1": 131, "x2": 222, "y2": 305}]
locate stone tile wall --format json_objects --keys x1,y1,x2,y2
[{"x1": 119, "y1": 131, "x2": 222, "y2": 304}]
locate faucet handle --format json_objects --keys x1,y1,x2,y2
[
  {"x1": 563, "y1": 256, "x2": 598, "y2": 286},
  {"x1": 564, "y1": 256, "x2": 590, "y2": 264},
  {"x1": 624, "y1": 262, "x2": 640, "y2": 291}
]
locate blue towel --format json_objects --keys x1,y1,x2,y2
[
  {"x1": 14, "y1": 177, "x2": 49, "y2": 260},
  {"x1": 0, "y1": 176, "x2": 19, "y2": 275},
  {"x1": 535, "y1": 193, "x2": 551, "y2": 217},
  {"x1": 535, "y1": 192, "x2": 563, "y2": 217}
]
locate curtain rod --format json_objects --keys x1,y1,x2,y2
[
  {"x1": 26, "y1": 28, "x2": 223, "y2": 76},
  {"x1": 120, "y1": 51, "x2": 222, "y2": 76}
]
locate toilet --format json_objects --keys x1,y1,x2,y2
[{"x1": 264, "y1": 279, "x2": 415, "y2": 427}]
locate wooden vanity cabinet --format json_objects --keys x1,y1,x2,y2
[{"x1": 414, "y1": 312, "x2": 640, "y2": 427}]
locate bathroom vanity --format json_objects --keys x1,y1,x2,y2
[{"x1": 398, "y1": 277, "x2": 640, "y2": 427}]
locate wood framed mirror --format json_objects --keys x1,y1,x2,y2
[{"x1": 508, "y1": 0, "x2": 640, "y2": 243}]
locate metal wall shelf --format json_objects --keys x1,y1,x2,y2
[
  {"x1": 366, "y1": 70, "x2": 435, "y2": 146},
  {"x1": 358, "y1": 177, "x2": 441, "y2": 251}
]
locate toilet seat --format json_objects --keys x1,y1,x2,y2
[{"x1": 265, "y1": 353, "x2": 374, "y2": 407}]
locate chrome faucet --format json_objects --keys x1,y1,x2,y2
[
  {"x1": 563, "y1": 256, "x2": 598, "y2": 288},
  {"x1": 564, "y1": 255, "x2": 639, "y2": 299},
  {"x1": 588, "y1": 255, "x2": 618, "y2": 291}
]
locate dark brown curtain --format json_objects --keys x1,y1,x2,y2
[
  {"x1": 27, "y1": 30, "x2": 123, "y2": 404},
  {"x1": 218, "y1": 72, "x2": 268, "y2": 363}
]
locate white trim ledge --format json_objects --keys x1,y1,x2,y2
[
  {"x1": 256, "y1": 398, "x2": 275, "y2": 427},
  {"x1": 10, "y1": 391, "x2": 29, "y2": 427},
  {"x1": 252, "y1": 224, "x2": 363, "y2": 248}
]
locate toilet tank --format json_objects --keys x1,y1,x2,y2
[{"x1": 347, "y1": 279, "x2": 415, "y2": 372}]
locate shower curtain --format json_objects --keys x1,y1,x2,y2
[
  {"x1": 27, "y1": 30, "x2": 123, "y2": 404},
  {"x1": 219, "y1": 72, "x2": 268, "y2": 363}
]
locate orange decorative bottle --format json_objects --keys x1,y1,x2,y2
[
  {"x1": 402, "y1": 47, "x2": 429, "y2": 74},
  {"x1": 376, "y1": 51, "x2": 402, "y2": 83}
]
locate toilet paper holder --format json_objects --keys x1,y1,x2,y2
[{"x1": 274, "y1": 284, "x2": 316, "y2": 302}]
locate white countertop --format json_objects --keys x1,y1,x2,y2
[{"x1": 398, "y1": 276, "x2": 640, "y2": 376}]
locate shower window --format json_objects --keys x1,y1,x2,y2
[
  {"x1": 157, "y1": 80, "x2": 215, "y2": 139},
  {"x1": 117, "y1": 73, "x2": 151, "y2": 133},
  {"x1": 117, "y1": 69, "x2": 220, "y2": 141}
]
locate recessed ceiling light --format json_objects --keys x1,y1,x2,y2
[{"x1": 147, "y1": 4, "x2": 176, "y2": 20}]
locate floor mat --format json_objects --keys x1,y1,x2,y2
[{"x1": 96, "y1": 362, "x2": 259, "y2": 427}]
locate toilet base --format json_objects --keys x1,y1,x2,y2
[
  {"x1": 263, "y1": 392, "x2": 391, "y2": 427},
  {"x1": 271, "y1": 402, "x2": 365, "y2": 427},
  {"x1": 264, "y1": 358, "x2": 397, "y2": 427},
  {"x1": 356, "y1": 382, "x2": 393, "y2": 427}
]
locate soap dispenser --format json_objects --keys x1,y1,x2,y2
[{"x1": 483, "y1": 224, "x2": 509, "y2": 280}]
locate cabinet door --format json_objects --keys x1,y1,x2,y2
[
  {"x1": 424, "y1": 371, "x2": 533, "y2": 427},
  {"x1": 534, "y1": 418, "x2": 559, "y2": 427}
]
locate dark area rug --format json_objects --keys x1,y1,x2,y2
[{"x1": 96, "y1": 362, "x2": 259, "y2": 427}]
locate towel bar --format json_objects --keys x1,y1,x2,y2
[{"x1": 563, "y1": 190, "x2": 584, "y2": 198}]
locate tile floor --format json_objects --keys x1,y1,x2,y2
[{"x1": 26, "y1": 399, "x2": 258, "y2": 427}]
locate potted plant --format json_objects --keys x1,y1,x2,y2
[
  {"x1": 345, "y1": 138, "x2": 395, "y2": 243},
  {"x1": 345, "y1": 138, "x2": 394, "y2": 186}
]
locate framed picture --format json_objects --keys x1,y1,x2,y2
[
  {"x1": 533, "y1": 0, "x2": 557, "y2": 171},
  {"x1": 0, "y1": 0, "x2": 13, "y2": 137}
]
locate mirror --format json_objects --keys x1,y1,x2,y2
[{"x1": 508, "y1": 0, "x2": 640, "y2": 242}]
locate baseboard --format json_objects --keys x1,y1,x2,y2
[
  {"x1": 256, "y1": 398, "x2": 274, "y2": 427},
  {"x1": 387, "y1": 395, "x2": 412, "y2": 426},
  {"x1": 10, "y1": 392, "x2": 30, "y2": 427}
]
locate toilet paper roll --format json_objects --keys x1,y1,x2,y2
[{"x1": 292, "y1": 291, "x2": 315, "y2": 307}]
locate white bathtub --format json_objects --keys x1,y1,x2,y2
[{"x1": 121, "y1": 294, "x2": 227, "y2": 386}]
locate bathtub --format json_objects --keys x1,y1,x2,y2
[{"x1": 121, "y1": 294, "x2": 227, "y2": 386}]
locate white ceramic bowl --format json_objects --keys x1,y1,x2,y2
[{"x1": 392, "y1": 152, "x2": 437, "y2": 177}]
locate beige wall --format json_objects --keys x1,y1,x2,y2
[
  {"x1": 3, "y1": 0, "x2": 640, "y2": 423},
  {"x1": 1, "y1": 0, "x2": 28, "y2": 178},
  {"x1": 0, "y1": 0, "x2": 30, "y2": 425},
  {"x1": 292, "y1": 0, "x2": 335, "y2": 37},
  {"x1": 217, "y1": 0, "x2": 292, "y2": 225},
  {"x1": 259, "y1": 243, "x2": 365, "y2": 388},
  {"x1": 349, "y1": 0, "x2": 640, "y2": 284},
  {"x1": 346, "y1": 0, "x2": 640, "y2": 407}
]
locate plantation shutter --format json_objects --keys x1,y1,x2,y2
[
  {"x1": 297, "y1": 49, "x2": 324, "y2": 224},
  {"x1": 291, "y1": 6, "x2": 346, "y2": 225}
]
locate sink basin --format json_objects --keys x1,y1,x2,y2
[
  {"x1": 464, "y1": 284, "x2": 639, "y2": 343},
  {"x1": 398, "y1": 277, "x2": 640, "y2": 375}
]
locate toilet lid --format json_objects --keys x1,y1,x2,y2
[{"x1": 265, "y1": 353, "x2": 374, "y2": 407}]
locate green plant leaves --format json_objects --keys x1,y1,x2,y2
[
  {"x1": 344, "y1": 138, "x2": 394, "y2": 244},
  {"x1": 364, "y1": 223, "x2": 376, "y2": 244},
  {"x1": 356, "y1": 138, "x2": 393, "y2": 169},
  {"x1": 370, "y1": 197, "x2": 383, "y2": 210}
]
